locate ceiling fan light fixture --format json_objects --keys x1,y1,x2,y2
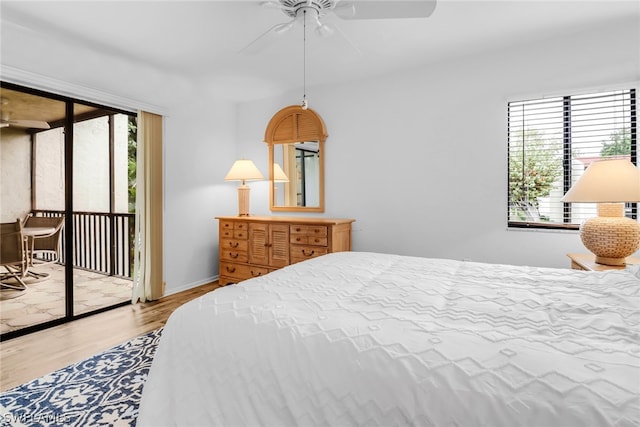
[
  {"x1": 315, "y1": 18, "x2": 334, "y2": 37},
  {"x1": 333, "y1": 2, "x2": 356, "y2": 19},
  {"x1": 274, "y1": 21, "x2": 295, "y2": 35},
  {"x1": 281, "y1": 0, "x2": 330, "y2": 19}
]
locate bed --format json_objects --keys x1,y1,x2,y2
[{"x1": 137, "y1": 251, "x2": 640, "y2": 426}]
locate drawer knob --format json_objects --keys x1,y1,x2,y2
[
  {"x1": 251, "y1": 271, "x2": 262, "y2": 277},
  {"x1": 302, "y1": 249, "x2": 315, "y2": 257},
  {"x1": 229, "y1": 252, "x2": 239, "y2": 259},
  {"x1": 229, "y1": 242, "x2": 239, "y2": 248},
  {"x1": 226, "y1": 266, "x2": 236, "y2": 273}
]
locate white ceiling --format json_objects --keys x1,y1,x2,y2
[{"x1": 1, "y1": 1, "x2": 638, "y2": 102}]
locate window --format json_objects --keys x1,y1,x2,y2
[{"x1": 507, "y1": 89, "x2": 637, "y2": 229}]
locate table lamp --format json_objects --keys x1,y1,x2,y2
[
  {"x1": 562, "y1": 158, "x2": 640, "y2": 265},
  {"x1": 224, "y1": 159, "x2": 264, "y2": 216}
]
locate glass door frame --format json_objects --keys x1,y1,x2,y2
[{"x1": 1, "y1": 81, "x2": 136, "y2": 341}]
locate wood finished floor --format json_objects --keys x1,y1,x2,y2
[{"x1": 0, "y1": 281, "x2": 220, "y2": 392}]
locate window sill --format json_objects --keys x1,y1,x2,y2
[{"x1": 507, "y1": 224, "x2": 579, "y2": 234}]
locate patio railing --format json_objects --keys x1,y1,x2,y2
[{"x1": 33, "y1": 210, "x2": 135, "y2": 278}]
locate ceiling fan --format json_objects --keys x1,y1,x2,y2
[
  {"x1": 241, "y1": 0, "x2": 437, "y2": 53},
  {"x1": 0, "y1": 98, "x2": 50, "y2": 130}
]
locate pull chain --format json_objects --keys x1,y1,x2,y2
[{"x1": 302, "y1": 9, "x2": 308, "y2": 110}]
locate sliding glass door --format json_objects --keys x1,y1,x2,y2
[
  {"x1": 0, "y1": 89, "x2": 67, "y2": 335},
  {"x1": 0, "y1": 82, "x2": 137, "y2": 340}
]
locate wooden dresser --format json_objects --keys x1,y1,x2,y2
[{"x1": 216, "y1": 216, "x2": 355, "y2": 285}]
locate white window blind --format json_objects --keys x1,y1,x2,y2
[{"x1": 508, "y1": 89, "x2": 636, "y2": 228}]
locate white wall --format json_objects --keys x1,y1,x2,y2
[
  {"x1": 237, "y1": 14, "x2": 640, "y2": 268},
  {"x1": 162, "y1": 87, "x2": 239, "y2": 293}
]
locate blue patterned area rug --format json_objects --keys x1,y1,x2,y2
[{"x1": 0, "y1": 328, "x2": 162, "y2": 427}]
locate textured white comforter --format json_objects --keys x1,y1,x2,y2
[{"x1": 138, "y1": 252, "x2": 640, "y2": 426}]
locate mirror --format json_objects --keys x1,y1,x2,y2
[{"x1": 265, "y1": 105, "x2": 326, "y2": 212}]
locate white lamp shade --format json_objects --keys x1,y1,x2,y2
[
  {"x1": 273, "y1": 163, "x2": 289, "y2": 182},
  {"x1": 224, "y1": 159, "x2": 264, "y2": 182},
  {"x1": 562, "y1": 158, "x2": 640, "y2": 203}
]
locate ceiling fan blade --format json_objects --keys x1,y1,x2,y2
[
  {"x1": 238, "y1": 20, "x2": 296, "y2": 55},
  {"x1": 334, "y1": 0, "x2": 437, "y2": 20},
  {"x1": 325, "y1": 21, "x2": 362, "y2": 56},
  {"x1": 259, "y1": 1, "x2": 284, "y2": 9},
  {"x1": 5, "y1": 119, "x2": 50, "y2": 129},
  {"x1": 260, "y1": 1, "x2": 296, "y2": 14}
]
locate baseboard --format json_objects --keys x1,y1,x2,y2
[{"x1": 163, "y1": 275, "x2": 219, "y2": 297}]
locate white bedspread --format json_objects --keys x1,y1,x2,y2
[{"x1": 138, "y1": 252, "x2": 640, "y2": 426}]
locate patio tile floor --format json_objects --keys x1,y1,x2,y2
[{"x1": 0, "y1": 263, "x2": 132, "y2": 335}]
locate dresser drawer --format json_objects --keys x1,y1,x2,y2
[
  {"x1": 220, "y1": 249, "x2": 248, "y2": 263},
  {"x1": 290, "y1": 245, "x2": 328, "y2": 263},
  {"x1": 290, "y1": 235, "x2": 328, "y2": 246},
  {"x1": 290, "y1": 225, "x2": 328, "y2": 237},
  {"x1": 220, "y1": 261, "x2": 271, "y2": 281},
  {"x1": 220, "y1": 228, "x2": 234, "y2": 239},
  {"x1": 234, "y1": 229, "x2": 248, "y2": 239},
  {"x1": 220, "y1": 220, "x2": 234, "y2": 230},
  {"x1": 220, "y1": 239, "x2": 248, "y2": 252}
]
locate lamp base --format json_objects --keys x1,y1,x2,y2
[
  {"x1": 580, "y1": 203, "x2": 640, "y2": 266},
  {"x1": 237, "y1": 185, "x2": 251, "y2": 217},
  {"x1": 594, "y1": 255, "x2": 627, "y2": 266}
]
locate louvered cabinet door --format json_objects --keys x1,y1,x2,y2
[
  {"x1": 249, "y1": 223, "x2": 290, "y2": 268},
  {"x1": 269, "y1": 224, "x2": 290, "y2": 268},
  {"x1": 248, "y1": 223, "x2": 269, "y2": 266}
]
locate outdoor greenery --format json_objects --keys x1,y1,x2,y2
[
  {"x1": 510, "y1": 127, "x2": 632, "y2": 223},
  {"x1": 128, "y1": 116, "x2": 138, "y2": 213},
  {"x1": 601, "y1": 128, "x2": 631, "y2": 157},
  {"x1": 509, "y1": 129, "x2": 562, "y2": 222}
]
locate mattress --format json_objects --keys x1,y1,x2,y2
[{"x1": 137, "y1": 252, "x2": 640, "y2": 426}]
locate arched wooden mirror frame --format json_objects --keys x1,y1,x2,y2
[{"x1": 265, "y1": 105, "x2": 327, "y2": 212}]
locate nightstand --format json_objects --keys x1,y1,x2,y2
[{"x1": 567, "y1": 253, "x2": 640, "y2": 271}]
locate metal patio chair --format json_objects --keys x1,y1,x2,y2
[
  {"x1": 0, "y1": 219, "x2": 28, "y2": 290},
  {"x1": 23, "y1": 214, "x2": 65, "y2": 266}
]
